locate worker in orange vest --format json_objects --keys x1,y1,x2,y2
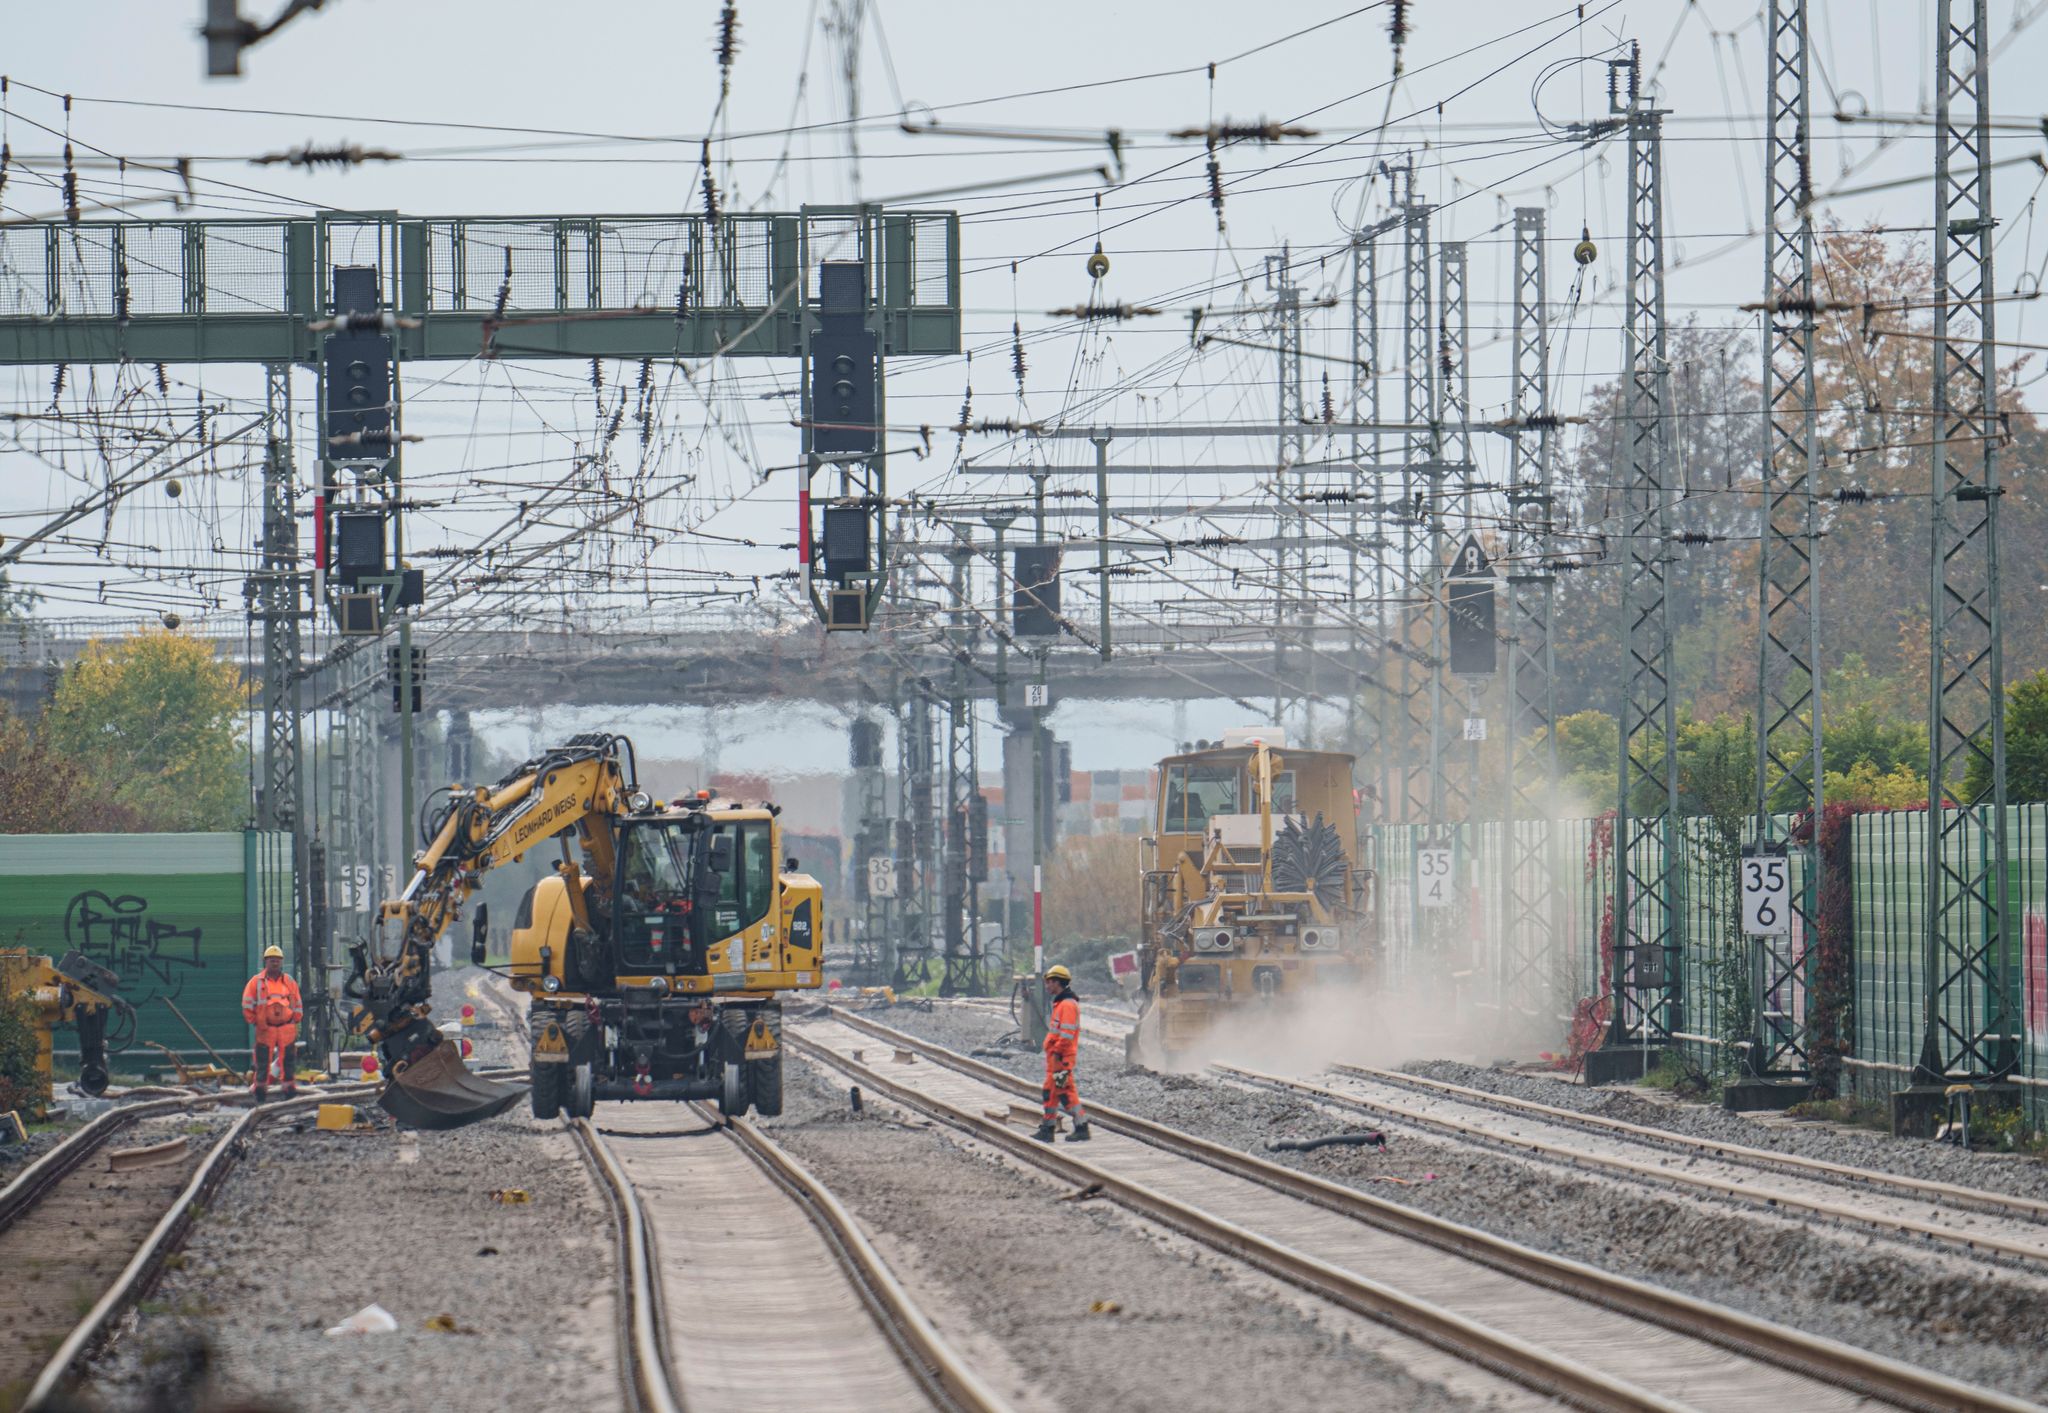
[
  {"x1": 242, "y1": 945, "x2": 304, "y2": 1100},
  {"x1": 1033, "y1": 964, "x2": 1091, "y2": 1143}
]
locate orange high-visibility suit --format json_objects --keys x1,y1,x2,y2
[
  {"x1": 1042, "y1": 984, "x2": 1086, "y2": 1128},
  {"x1": 243, "y1": 969, "x2": 303, "y2": 1091}
]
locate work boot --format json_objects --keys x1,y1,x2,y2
[
  {"x1": 278, "y1": 1045, "x2": 298, "y2": 1098},
  {"x1": 1031, "y1": 1121, "x2": 1056, "y2": 1143},
  {"x1": 1066, "y1": 1120, "x2": 1093, "y2": 1143}
]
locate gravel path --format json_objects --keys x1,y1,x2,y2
[
  {"x1": 764, "y1": 1053, "x2": 1523, "y2": 1413},
  {"x1": 1404, "y1": 1059, "x2": 2048, "y2": 1202},
  {"x1": 81, "y1": 971, "x2": 618, "y2": 1413},
  {"x1": 869, "y1": 1001, "x2": 2048, "y2": 1403}
]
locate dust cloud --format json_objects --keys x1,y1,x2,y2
[{"x1": 1134, "y1": 971, "x2": 1562, "y2": 1080}]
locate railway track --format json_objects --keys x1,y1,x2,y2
[
  {"x1": 480, "y1": 975, "x2": 1004, "y2": 1412},
  {"x1": 944, "y1": 996, "x2": 2048, "y2": 1268},
  {"x1": 796, "y1": 1006, "x2": 2034, "y2": 1413},
  {"x1": 1222, "y1": 1060, "x2": 2048, "y2": 1267},
  {"x1": 12, "y1": 1087, "x2": 369, "y2": 1412},
  {"x1": 9, "y1": 1059, "x2": 527, "y2": 1413}
]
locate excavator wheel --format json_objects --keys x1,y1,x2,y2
[
  {"x1": 751, "y1": 1054, "x2": 784, "y2": 1118},
  {"x1": 530, "y1": 1061, "x2": 565, "y2": 1120}
]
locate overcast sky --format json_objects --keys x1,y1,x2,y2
[{"x1": 2, "y1": 1, "x2": 2044, "y2": 772}]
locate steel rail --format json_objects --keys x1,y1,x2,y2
[
  {"x1": 16, "y1": 1066, "x2": 528, "y2": 1412},
  {"x1": 810, "y1": 1007, "x2": 2036, "y2": 1413},
  {"x1": 21, "y1": 1089, "x2": 349, "y2": 1411},
  {"x1": 1223, "y1": 1064, "x2": 2048, "y2": 1267},
  {"x1": 1326, "y1": 1060, "x2": 2048, "y2": 1221},
  {"x1": 947, "y1": 997, "x2": 2048, "y2": 1257},
  {"x1": 0, "y1": 1092, "x2": 233, "y2": 1231},
  {"x1": 786, "y1": 1028, "x2": 1675, "y2": 1413},
  {"x1": 569, "y1": 1119, "x2": 686, "y2": 1413},
  {"x1": 0, "y1": 1067, "x2": 463, "y2": 1233},
  {"x1": 720, "y1": 1111, "x2": 1014, "y2": 1413}
]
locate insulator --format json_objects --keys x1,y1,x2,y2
[
  {"x1": 716, "y1": 3, "x2": 741, "y2": 92},
  {"x1": 50, "y1": 363, "x2": 66, "y2": 403},
  {"x1": 1321, "y1": 373, "x2": 1334, "y2": 423},
  {"x1": 1669, "y1": 530, "x2": 1713, "y2": 546},
  {"x1": 493, "y1": 246, "x2": 514, "y2": 321},
  {"x1": 700, "y1": 138, "x2": 722, "y2": 224},
  {"x1": 1206, "y1": 156, "x2": 1226, "y2": 230},
  {"x1": 1574, "y1": 224, "x2": 1597, "y2": 266},
  {"x1": 1011, "y1": 320, "x2": 1027, "y2": 391},
  {"x1": 154, "y1": 363, "x2": 169, "y2": 396},
  {"x1": 1832, "y1": 488, "x2": 1871, "y2": 504},
  {"x1": 62, "y1": 143, "x2": 79, "y2": 224}
]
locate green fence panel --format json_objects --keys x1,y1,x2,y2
[{"x1": 0, "y1": 830, "x2": 293, "y2": 1066}]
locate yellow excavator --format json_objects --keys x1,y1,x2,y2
[
  {"x1": 346, "y1": 732, "x2": 823, "y2": 1128},
  {"x1": 0, "y1": 948, "x2": 130, "y2": 1117}
]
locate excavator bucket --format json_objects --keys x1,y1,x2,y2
[{"x1": 379, "y1": 1039, "x2": 525, "y2": 1130}]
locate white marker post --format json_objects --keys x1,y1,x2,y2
[{"x1": 1032, "y1": 864, "x2": 1044, "y2": 974}]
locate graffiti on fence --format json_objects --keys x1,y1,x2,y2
[{"x1": 62, "y1": 890, "x2": 206, "y2": 1009}]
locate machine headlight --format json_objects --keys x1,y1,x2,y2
[
  {"x1": 1299, "y1": 927, "x2": 1340, "y2": 952},
  {"x1": 1193, "y1": 928, "x2": 1234, "y2": 952},
  {"x1": 542, "y1": 975, "x2": 562, "y2": 993},
  {"x1": 627, "y1": 790, "x2": 654, "y2": 813},
  {"x1": 648, "y1": 975, "x2": 668, "y2": 992}
]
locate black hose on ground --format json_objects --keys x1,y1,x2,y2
[{"x1": 1266, "y1": 1130, "x2": 1386, "y2": 1153}]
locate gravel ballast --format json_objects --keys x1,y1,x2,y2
[
  {"x1": 1405, "y1": 1059, "x2": 2048, "y2": 1203},
  {"x1": 866, "y1": 1000, "x2": 2048, "y2": 1403},
  {"x1": 765, "y1": 1053, "x2": 1515, "y2": 1413},
  {"x1": 81, "y1": 974, "x2": 618, "y2": 1412}
]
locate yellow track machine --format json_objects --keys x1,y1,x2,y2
[
  {"x1": 1129, "y1": 732, "x2": 1373, "y2": 1064},
  {"x1": 0, "y1": 949, "x2": 130, "y2": 1115}
]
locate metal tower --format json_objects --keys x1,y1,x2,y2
[
  {"x1": 1746, "y1": 0, "x2": 1825, "y2": 1095},
  {"x1": 1599, "y1": 51, "x2": 1685, "y2": 1077},
  {"x1": 1502, "y1": 207, "x2": 1561, "y2": 1019},
  {"x1": 1911, "y1": 0, "x2": 2018, "y2": 1101},
  {"x1": 1396, "y1": 163, "x2": 1438, "y2": 824},
  {"x1": 1270, "y1": 252, "x2": 1309, "y2": 733}
]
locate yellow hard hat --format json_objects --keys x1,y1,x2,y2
[
  {"x1": 262, "y1": 945, "x2": 285, "y2": 961},
  {"x1": 1044, "y1": 964, "x2": 1071, "y2": 982}
]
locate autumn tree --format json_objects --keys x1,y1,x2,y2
[
  {"x1": 0, "y1": 705, "x2": 145, "y2": 833},
  {"x1": 42, "y1": 630, "x2": 247, "y2": 831},
  {"x1": 1543, "y1": 225, "x2": 2041, "y2": 740}
]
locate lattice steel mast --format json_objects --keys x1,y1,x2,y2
[
  {"x1": 1600, "y1": 50, "x2": 1684, "y2": 1074},
  {"x1": 1502, "y1": 207, "x2": 1560, "y2": 1020},
  {"x1": 1746, "y1": 0, "x2": 1826, "y2": 1095},
  {"x1": 252, "y1": 363, "x2": 318, "y2": 1051},
  {"x1": 1912, "y1": 0, "x2": 2018, "y2": 1098}
]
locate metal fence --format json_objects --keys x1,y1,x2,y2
[
  {"x1": 0, "y1": 829, "x2": 294, "y2": 1067},
  {"x1": 1369, "y1": 805, "x2": 2046, "y2": 1123}
]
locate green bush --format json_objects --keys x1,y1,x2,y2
[
  {"x1": 0, "y1": 990, "x2": 43, "y2": 1115},
  {"x1": 1965, "y1": 669, "x2": 2048, "y2": 804}
]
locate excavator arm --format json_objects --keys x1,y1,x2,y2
[{"x1": 345, "y1": 733, "x2": 634, "y2": 1128}]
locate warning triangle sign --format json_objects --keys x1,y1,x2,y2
[{"x1": 1449, "y1": 534, "x2": 1494, "y2": 579}]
